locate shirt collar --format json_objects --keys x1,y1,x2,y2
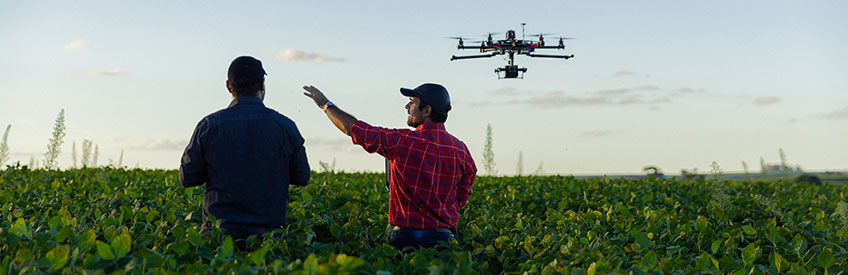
[
  {"x1": 228, "y1": 96, "x2": 264, "y2": 108},
  {"x1": 415, "y1": 123, "x2": 446, "y2": 131}
]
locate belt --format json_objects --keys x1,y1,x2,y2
[{"x1": 392, "y1": 226, "x2": 454, "y2": 235}]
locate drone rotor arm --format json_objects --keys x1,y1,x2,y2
[
  {"x1": 526, "y1": 53, "x2": 575, "y2": 59},
  {"x1": 450, "y1": 53, "x2": 498, "y2": 61},
  {"x1": 534, "y1": 45, "x2": 566, "y2": 49}
]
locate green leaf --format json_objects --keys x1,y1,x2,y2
[
  {"x1": 111, "y1": 231, "x2": 132, "y2": 258},
  {"x1": 54, "y1": 228, "x2": 73, "y2": 243},
  {"x1": 767, "y1": 226, "x2": 782, "y2": 245},
  {"x1": 557, "y1": 199, "x2": 568, "y2": 211},
  {"x1": 494, "y1": 235, "x2": 510, "y2": 250},
  {"x1": 46, "y1": 245, "x2": 70, "y2": 271},
  {"x1": 96, "y1": 241, "x2": 115, "y2": 260},
  {"x1": 711, "y1": 239, "x2": 723, "y2": 254},
  {"x1": 48, "y1": 216, "x2": 63, "y2": 230},
  {"x1": 587, "y1": 262, "x2": 597, "y2": 275},
  {"x1": 10, "y1": 218, "x2": 29, "y2": 238},
  {"x1": 635, "y1": 232, "x2": 651, "y2": 249},
  {"x1": 219, "y1": 236, "x2": 234, "y2": 259},
  {"x1": 770, "y1": 252, "x2": 786, "y2": 272},
  {"x1": 83, "y1": 253, "x2": 98, "y2": 267},
  {"x1": 135, "y1": 248, "x2": 164, "y2": 268},
  {"x1": 79, "y1": 229, "x2": 97, "y2": 250},
  {"x1": 522, "y1": 235, "x2": 535, "y2": 255},
  {"x1": 641, "y1": 192, "x2": 653, "y2": 204},
  {"x1": 249, "y1": 246, "x2": 269, "y2": 266},
  {"x1": 187, "y1": 229, "x2": 202, "y2": 247},
  {"x1": 641, "y1": 251, "x2": 657, "y2": 269},
  {"x1": 741, "y1": 243, "x2": 758, "y2": 266},
  {"x1": 791, "y1": 234, "x2": 807, "y2": 256},
  {"x1": 818, "y1": 249, "x2": 834, "y2": 269},
  {"x1": 695, "y1": 215, "x2": 709, "y2": 231},
  {"x1": 304, "y1": 254, "x2": 318, "y2": 274},
  {"x1": 696, "y1": 252, "x2": 711, "y2": 271},
  {"x1": 302, "y1": 189, "x2": 313, "y2": 203},
  {"x1": 742, "y1": 225, "x2": 757, "y2": 235},
  {"x1": 335, "y1": 254, "x2": 366, "y2": 271}
]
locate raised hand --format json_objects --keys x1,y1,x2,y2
[{"x1": 302, "y1": 85, "x2": 329, "y2": 109}]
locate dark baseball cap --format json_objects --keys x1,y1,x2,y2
[
  {"x1": 400, "y1": 83, "x2": 452, "y2": 114},
  {"x1": 227, "y1": 56, "x2": 266, "y2": 86}
]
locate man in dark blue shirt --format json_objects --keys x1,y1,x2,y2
[{"x1": 180, "y1": 56, "x2": 310, "y2": 240}]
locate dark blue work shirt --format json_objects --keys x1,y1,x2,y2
[{"x1": 180, "y1": 96, "x2": 310, "y2": 229}]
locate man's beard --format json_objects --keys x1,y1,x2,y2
[{"x1": 407, "y1": 115, "x2": 421, "y2": 128}]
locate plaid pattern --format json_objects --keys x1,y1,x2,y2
[{"x1": 350, "y1": 121, "x2": 476, "y2": 232}]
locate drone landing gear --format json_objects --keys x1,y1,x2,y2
[{"x1": 496, "y1": 65, "x2": 527, "y2": 79}]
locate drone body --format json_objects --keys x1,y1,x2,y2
[{"x1": 450, "y1": 23, "x2": 574, "y2": 79}]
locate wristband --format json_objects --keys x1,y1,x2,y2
[{"x1": 322, "y1": 101, "x2": 335, "y2": 111}]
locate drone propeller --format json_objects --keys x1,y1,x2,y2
[
  {"x1": 529, "y1": 33, "x2": 557, "y2": 37},
  {"x1": 445, "y1": 36, "x2": 467, "y2": 40},
  {"x1": 559, "y1": 36, "x2": 576, "y2": 40}
]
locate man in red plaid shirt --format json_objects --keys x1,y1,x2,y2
[{"x1": 302, "y1": 83, "x2": 476, "y2": 250}]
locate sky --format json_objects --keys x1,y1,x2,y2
[{"x1": 1, "y1": 1, "x2": 846, "y2": 175}]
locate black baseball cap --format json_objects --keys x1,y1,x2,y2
[
  {"x1": 227, "y1": 56, "x2": 266, "y2": 86},
  {"x1": 400, "y1": 83, "x2": 452, "y2": 114}
]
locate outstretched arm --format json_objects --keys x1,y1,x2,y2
[{"x1": 303, "y1": 85, "x2": 358, "y2": 136}]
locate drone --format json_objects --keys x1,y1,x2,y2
[{"x1": 449, "y1": 23, "x2": 575, "y2": 79}]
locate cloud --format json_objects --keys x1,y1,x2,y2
[
  {"x1": 635, "y1": 85, "x2": 661, "y2": 91},
  {"x1": 489, "y1": 87, "x2": 543, "y2": 96},
  {"x1": 113, "y1": 138, "x2": 187, "y2": 151},
  {"x1": 467, "y1": 101, "x2": 492, "y2": 107},
  {"x1": 524, "y1": 91, "x2": 611, "y2": 108},
  {"x1": 753, "y1": 96, "x2": 781, "y2": 106},
  {"x1": 274, "y1": 49, "x2": 345, "y2": 63},
  {"x1": 651, "y1": 97, "x2": 672, "y2": 103},
  {"x1": 490, "y1": 87, "x2": 521, "y2": 96},
  {"x1": 822, "y1": 107, "x2": 848, "y2": 119},
  {"x1": 619, "y1": 95, "x2": 645, "y2": 105},
  {"x1": 594, "y1": 88, "x2": 631, "y2": 96},
  {"x1": 305, "y1": 137, "x2": 358, "y2": 152},
  {"x1": 87, "y1": 68, "x2": 126, "y2": 76},
  {"x1": 612, "y1": 70, "x2": 636, "y2": 77},
  {"x1": 675, "y1": 87, "x2": 706, "y2": 94},
  {"x1": 478, "y1": 85, "x2": 703, "y2": 109},
  {"x1": 581, "y1": 130, "x2": 612, "y2": 137},
  {"x1": 64, "y1": 39, "x2": 88, "y2": 51}
]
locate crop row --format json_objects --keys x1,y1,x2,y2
[{"x1": 1, "y1": 166, "x2": 847, "y2": 274}]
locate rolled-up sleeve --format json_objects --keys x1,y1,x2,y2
[
  {"x1": 349, "y1": 121, "x2": 404, "y2": 158},
  {"x1": 179, "y1": 119, "x2": 209, "y2": 188},
  {"x1": 288, "y1": 126, "x2": 310, "y2": 186}
]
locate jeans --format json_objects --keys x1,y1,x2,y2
[{"x1": 389, "y1": 226, "x2": 455, "y2": 251}]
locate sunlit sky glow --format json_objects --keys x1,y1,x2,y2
[{"x1": 1, "y1": 1, "x2": 846, "y2": 175}]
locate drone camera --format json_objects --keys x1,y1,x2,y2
[{"x1": 496, "y1": 65, "x2": 527, "y2": 79}]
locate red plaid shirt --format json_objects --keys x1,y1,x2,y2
[{"x1": 350, "y1": 121, "x2": 476, "y2": 232}]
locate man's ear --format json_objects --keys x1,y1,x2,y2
[
  {"x1": 225, "y1": 80, "x2": 234, "y2": 95},
  {"x1": 423, "y1": 105, "x2": 433, "y2": 118}
]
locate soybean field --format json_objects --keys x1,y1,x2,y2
[{"x1": 1, "y1": 166, "x2": 847, "y2": 274}]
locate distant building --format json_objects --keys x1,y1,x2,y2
[{"x1": 764, "y1": 164, "x2": 803, "y2": 173}]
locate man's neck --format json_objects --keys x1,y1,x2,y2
[{"x1": 233, "y1": 95, "x2": 263, "y2": 101}]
